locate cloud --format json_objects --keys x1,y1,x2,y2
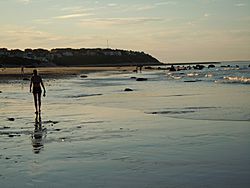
[
  {"x1": 0, "y1": 25, "x2": 60, "y2": 48},
  {"x1": 18, "y1": 0, "x2": 31, "y2": 4},
  {"x1": 33, "y1": 18, "x2": 53, "y2": 24},
  {"x1": 204, "y1": 13, "x2": 210, "y2": 17},
  {"x1": 60, "y1": 6, "x2": 102, "y2": 13},
  {"x1": 104, "y1": 1, "x2": 177, "y2": 13},
  {"x1": 108, "y1": 3, "x2": 117, "y2": 7},
  {"x1": 0, "y1": 25, "x2": 101, "y2": 49},
  {"x1": 136, "y1": 5, "x2": 156, "y2": 11},
  {"x1": 3, "y1": 26, "x2": 58, "y2": 40},
  {"x1": 79, "y1": 17, "x2": 164, "y2": 27},
  {"x1": 235, "y1": 3, "x2": 245, "y2": 7},
  {"x1": 155, "y1": 1, "x2": 177, "y2": 6},
  {"x1": 54, "y1": 13, "x2": 94, "y2": 19}
]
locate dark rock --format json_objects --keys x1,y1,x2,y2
[
  {"x1": 176, "y1": 66, "x2": 187, "y2": 71},
  {"x1": 145, "y1": 66, "x2": 153, "y2": 69},
  {"x1": 130, "y1": 77, "x2": 137, "y2": 79},
  {"x1": 23, "y1": 78, "x2": 30, "y2": 81},
  {"x1": 193, "y1": 65, "x2": 205, "y2": 70},
  {"x1": 7, "y1": 118, "x2": 15, "y2": 121},
  {"x1": 124, "y1": 88, "x2": 133, "y2": 92},
  {"x1": 8, "y1": 134, "x2": 20, "y2": 137},
  {"x1": 55, "y1": 129, "x2": 61, "y2": 131},
  {"x1": 169, "y1": 65, "x2": 176, "y2": 71},
  {"x1": 184, "y1": 80, "x2": 202, "y2": 82},
  {"x1": 248, "y1": 64, "x2": 250, "y2": 67},
  {"x1": 80, "y1": 75, "x2": 88, "y2": 78},
  {"x1": 208, "y1": 64, "x2": 215, "y2": 68},
  {"x1": 136, "y1": 78, "x2": 148, "y2": 81},
  {"x1": 184, "y1": 80, "x2": 197, "y2": 82},
  {"x1": 236, "y1": 65, "x2": 239, "y2": 68},
  {"x1": 0, "y1": 91, "x2": 2, "y2": 93}
]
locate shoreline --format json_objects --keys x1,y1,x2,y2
[{"x1": 0, "y1": 66, "x2": 136, "y2": 80}]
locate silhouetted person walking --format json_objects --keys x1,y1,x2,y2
[
  {"x1": 30, "y1": 69, "x2": 46, "y2": 114},
  {"x1": 21, "y1": 66, "x2": 24, "y2": 76}
]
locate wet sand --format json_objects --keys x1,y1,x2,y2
[{"x1": 0, "y1": 66, "x2": 250, "y2": 188}]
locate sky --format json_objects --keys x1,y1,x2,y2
[{"x1": 0, "y1": 0, "x2": 249, "y2": 63}]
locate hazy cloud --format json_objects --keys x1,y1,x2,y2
[
  {"x1": 105, "y1": 1, "x2": 177, "y2": 13},
  {"x1": 136, "y1": 5, "x2": 156, "y2": 11},
  {"x1": 0, "y1": 25, "x2": 102, "y2": 49},
  {"x1": 108, "y1": 3, "x2": 117, "y2": 7},
  {"x1": 54, "y1": 13, "x2": 94, "y2": 19},
  {"x1": 18, "y1": 0, "x2": 31, "y2": 4},
  {"x1": 79, "y1": 17, "x2": 164, "y2": 27},
  {"x1": 235, "y1": 3, "x2": 245, "y2": 7},
  {"x1": 155, "y1": 1, "x2": 177, "y2": 6},
  {"x1": 204, "y1": 13, "x2": 210, "y2": 17}
]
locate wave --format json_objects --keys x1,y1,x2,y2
[{"x1": 216, "y1": 76, "x2": 250, "y2": 84}]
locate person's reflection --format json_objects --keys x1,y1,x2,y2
[{"x1": 31, "y1": 113, "x2": 47, "y2": 154}]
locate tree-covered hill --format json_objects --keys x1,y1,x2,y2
[{"x1": 0, "y1": 48, "x2": 162, "y2": 67}]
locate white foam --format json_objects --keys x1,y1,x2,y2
[
  {"x1": 187, "y1": 73, "x2": 199, "y2": 77},
  {"x1": 223, "y1": 76, "x2": 250, "y2": 84}
]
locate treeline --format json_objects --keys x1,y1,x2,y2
[{"x1": 0, "y1": 48, "x2": 162, "y2": 67}]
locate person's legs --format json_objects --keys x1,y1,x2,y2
[
  {"x1": 33, "y1": 93, "x2": 38, "y2": 113},
  {"x1": 38, "y1": 92, "x2": 41, "y2": 112}
]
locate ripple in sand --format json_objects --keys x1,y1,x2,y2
[
  {"x1": 43, "y1": 120, "x2": 59, "y2": 125},
  {"x1": 69, "y1": 93, "x2": 102, "y2": 98},
  {"x1": 0, "y1": 126, "x2": 10, "y2": 130},
  {"x1": 147, "y1": 106, "x2": 219, "y2": 115},
  {"x1": 150, "y1": 110, "x2": 195, "y2": 115}
]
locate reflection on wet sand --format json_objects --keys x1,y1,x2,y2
[{"x1": 31, "y1": 113, "x2": 47, "y2": 154}]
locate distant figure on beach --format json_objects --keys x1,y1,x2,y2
[
  {"x1": 134, "y1": 65, "x2": 143, "y2": 73},
  {"x1": 21, "y1": 66, "x2": 24, "y2": 76},
  {"x1": 30, "y1": 69, "x2": 46, "y2": 114},
  {"x1": 139, "y1": 65, "x2": 143, "y2": 73}
]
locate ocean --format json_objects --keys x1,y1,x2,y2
[{"x1": 0, "y1": 61, "x2": 250, "y2": 188}]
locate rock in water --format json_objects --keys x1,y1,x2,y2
[
  {"x1": 80, "y1": 75, "x2": 88, "y2": 78},
  {"x1": 136, "y1": 78, "x2": 148, "y2": 81},
  {"x1": 23, "y1": 78, "x2": 30, "y2": 81},
  {"x1": 7, "y1": 118, "x2": 15, "y2": 121},
  {"x1": 193, "y1": 64, "x2": 205, "y2": 70},
  {"x1": 124, "y1": 88, "x2": 133, "y2": 92},
  {"x1": 208, "y1": 64, "x2": 215, "y2": 68}
]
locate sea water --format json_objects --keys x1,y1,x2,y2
[{"x1": 0, "y1": 61, "x2": 249, "y2": 188}]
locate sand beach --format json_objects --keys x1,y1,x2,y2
[{"x1": 0, "y1": 62, "x2": 250, "y2": 188}]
